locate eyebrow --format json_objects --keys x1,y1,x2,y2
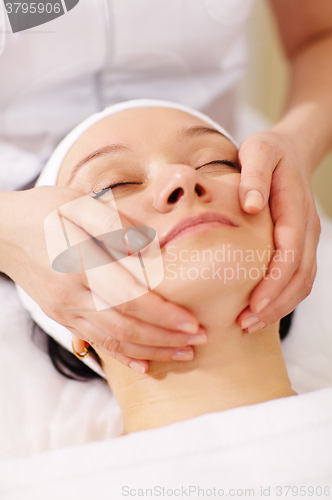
[
  {"x1": 67, "y1": 143, "x2": 132, "y2": 185},
  {"x1": 181, "y1": 125, "x2": 230, "y2": 141},
  {"x1": 67, "y1": 125, "x2": 232, "y2": 185}
]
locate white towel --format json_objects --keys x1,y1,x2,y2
[{"x1": 1, "y1": 387, "x2": 331, "y2": 500}]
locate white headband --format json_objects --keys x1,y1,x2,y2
[{"x1": 15, "y1": 99, "x2": 237, "y2": 378}]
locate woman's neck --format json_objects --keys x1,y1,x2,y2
[{"x1": 103, "y1": 295, "x2": 296, "y2": 434}]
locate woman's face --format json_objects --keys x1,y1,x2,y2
[{"x1": 57, "y1": 107, "x2": 274, "y2": 308}]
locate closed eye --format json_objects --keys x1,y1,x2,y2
[
  {"x1": 93, "y1": 182, "x2": 143, "y2": 199},
  {"x1": 92, "y1": 160, "x2": 239, "y2": 199},
  {"x1": 196, "y1": 160, "x2": 240, "y2": 171}
]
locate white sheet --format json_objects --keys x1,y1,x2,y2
[
  {"x1": 0, "y1": 279, "x2": 122, "y2": 460},
  {"x1": 1, "y1": 387, "x2": 331, "y2": 499}
]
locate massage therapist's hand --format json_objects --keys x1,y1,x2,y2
[
  {"x1": 236, "y1": 130, "x2": 321, "y2": 333},
  {"x1": 0, "y1": 187, "x2": 202, "y2": 373}
]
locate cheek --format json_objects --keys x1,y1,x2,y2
[
  {"x1": 104, "y1": 194, "x2": 149, "y2": 228},
  {"x1": 209, "y1": 173, "x2": 242, "y2": 218},
  {"x1": 246, "y1": 205, "x2": 275, "y2": 253},
  {"x1": 214, "y1": 173, "x2": 274, "y2": 255},
  {"x1": 212, "y1": 172, "x2": 240, "y2": 195}
]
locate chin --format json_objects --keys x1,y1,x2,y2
[{"x1": 155, "y1": 229, "x2": 273, "y2": 309}]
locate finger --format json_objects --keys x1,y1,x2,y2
[
  {"x1": 60, "y1": 281, "x2": 200, "y2": 345},
  {"x1": 59, "y1": 194, "x2": 125, "y2": 243},
  {"x1": 74, "y1": 311, "x2": 207, "y2": 350},
  {"x1": 105, "y1": 341, "x2": 195, "y2": 363},
  {"x1": 78, "y1": 242, "x2": 199, "y2": 333},
  {"x1": 238, "y1": 136, "x2": 280, "y2": 214},
  {"x1": 241, "y1": 260, "x2": 317, "y2": 332},
  {"x1": 71, "y1": 318, "x2": 197, "y2": 362},
  {"x1": 249, "y1": 186, "x2": 318, "y2": 316},
  {"x1": 69, "y1": 328, "x2": 149, "y2": 374},
  {"x1": 114, "y1": 356, "x2": 149, "y2": 374},
  {"x1": 52, "y1": 195, "x2": 199, "y2": 333},
  {"x1": 78, "y1": 240, "x2": 199, "y2": 332},
  {"x1": 249, "y1": 212, "x2": 305, "y2": 315},
  {"x1": 238, "y1": 217, "x2": 318, "y2": 330},
  {"x1": 115, "y1": 292, "x2": 199, "y2": 334}
]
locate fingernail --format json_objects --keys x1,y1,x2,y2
[
  {"x1": 129, "y1": 361, "x2": 146, "y2": 374},
  {"x1": 177, "y1": 322, "x2": 199, "y2": 334},
  {"x1": 241, "y1": 316, "x2": 260, "y2": 330},
  {"x1": 255, "y1": 298, "x2": 271, "y2": 313},
  {"x1": 247, "y1": 321, "x2": 266, "y2": 334},
  {"x1": 173, "y1": 349, "x2": 194, "y2": 361},
  {"x1": 244, "y1": 190, "x2": 264, "y2": 211},
  {"x1": 187, "y1": 334, "x2": 207, "y2": 345}
]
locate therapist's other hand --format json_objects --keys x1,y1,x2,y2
[
  {"x1": 1, "y1": 186, "x2": 201, "y2": 373},
  {"x1": 236, "y1": 131, "x2": 321, "y2": 333}
]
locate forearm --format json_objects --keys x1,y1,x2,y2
[
  {"x1": 0, "y1": 190, "x2": 21, "y2": 274},
  {"x1": 272, "y1": 33, "x2": 332, "y2": 176}
]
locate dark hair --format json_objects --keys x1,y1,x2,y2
[{"x1": 32, "y1": 322, "x2": 104, "y2": 381}]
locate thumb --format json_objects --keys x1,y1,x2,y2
[{"x1": 238, "y1": 137, "x2": 278, "y2": 214}]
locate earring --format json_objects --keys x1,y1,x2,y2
[{"x1": 71, "y1": 340, "x2": 91, "y2": 359}]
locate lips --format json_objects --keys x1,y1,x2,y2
[{"x1": 159, "y1": 212, "x2": 238, "y2": 247}]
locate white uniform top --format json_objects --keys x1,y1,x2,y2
[{"x1": 0, "y1": 0, "x2": 254, "y2": 190}]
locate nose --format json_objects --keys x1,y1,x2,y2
[{"x1": 153, "y1": 164, "x2": 212, "y2": 212}]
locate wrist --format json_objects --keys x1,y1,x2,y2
[
  {"x1": 0, "y1": 190, "x2": 23, "y2": 274},
  {"x1": 271, "y1": 103, "x2": 332, "y2": 178}
]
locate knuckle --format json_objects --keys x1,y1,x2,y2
[
  {"x1": 291, "y1": 250, "x2": 302, "y2": 269},
  {"x1": 299, "y1": 273, "x2": 314, "y2": 299},
  {"x1": 111, "y1": 351, "x2": 121, "y2": 362},
  {"x1": 245, "y1": 169, "x2": 270, "y2": 185},
  {"x1": 101, "y1": 210, "x2": 117, "y2": 234},
  {"x1": 46, "y1": 299, "x2": 63, "y2": 321},
  {"x1": 111, "y1": 320, "x2": 126, "y2": 341},
  {"x1": 118, "y1": 326, "x2": 135, "y2": 343},
  {"x1": 117, "y1": 300, "x2": 131, "y2": 315},
  {"x1": 315, "y1": 214, "x2": 322, "y2": 235},
  {"x1": 111, "y1": 318, "x2": 136, "y2": 343},
  {"x1": 311, "y1": 262, "x2": 318, "y2": 281},
  {"x1": 163, "y1": 335, "x2": 175, "y2": 348},
  {"x1": 241, "y1": 169, "x2": 271, "y2": 194},
  {"x1": 152, "y1": 346, "x2": 164, "y2": 361},
  {"x1": 266, "y1": 302, "x2": 293, "y2": 324},
  {"x1": 255, "y1": 139, "x2": 275, "y2": 157},
  {"x1": 304, "y1": 281, "x2": 314, "y2": 298},
  {"x1": 101, "y1": 335, "x2": 121, "y2": 353},
  {"x1": 48, "y1": 281, "x2": 72, "y2": 313}
]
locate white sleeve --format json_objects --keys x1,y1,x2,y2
[
  {"x1": 0, "y1": 2, "x2": 6, "y2": 57},
  {"x1": 0, "y1": 141, "x2": 44, "y2": 191},
  {"x1": 0, "y1": 7, "x2": 43, "y2": 191}
]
